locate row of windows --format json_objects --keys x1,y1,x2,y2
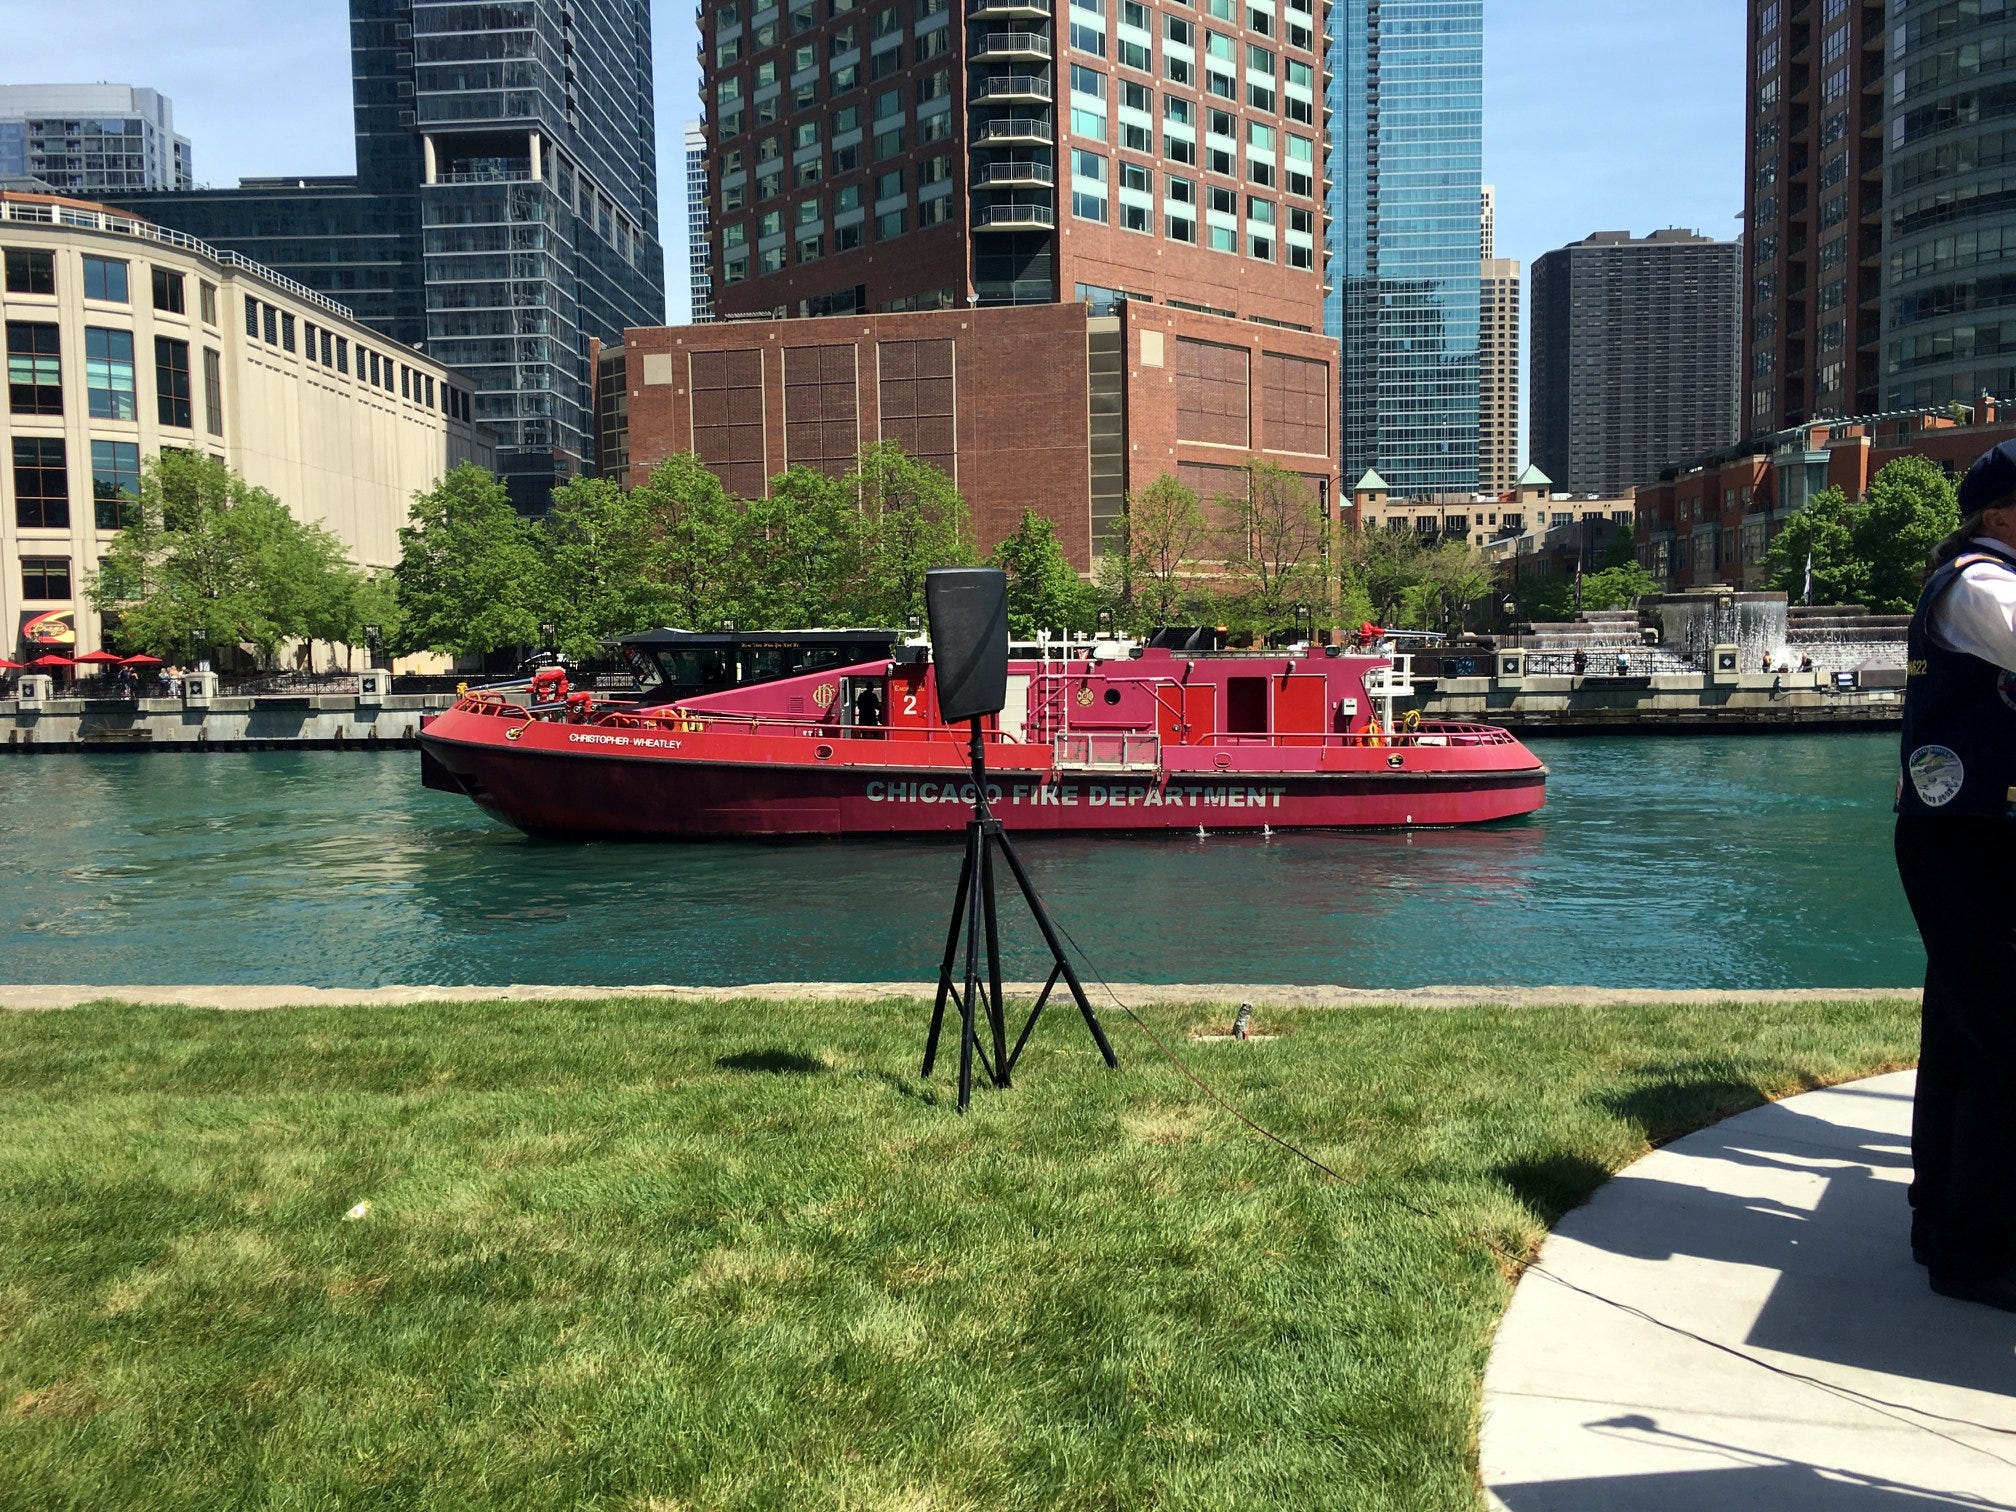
[
  {"x1": 239, "y1": 294, "x2": 472, "y2": 420},
  {"x1": 4, "y1": 248, "x2": 222, "y2": 325},
  {"x1": 5, "y1": 321, "x2": 219, "y2": 434},
  {"x1": 10, "y1": 436, "x2": 143, "y2": 532}
]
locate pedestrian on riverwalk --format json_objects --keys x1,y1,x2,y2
[{"x1": 1894, "y1": 435, "x2": 2016, "y2": 1311}]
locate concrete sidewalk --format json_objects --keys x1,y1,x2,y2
[{"x1": 1481, "y1": 1071, "x2": 2016, "y2": 1509}]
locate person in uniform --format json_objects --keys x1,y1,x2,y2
[{"x1": 1895, "y1": 436, "x2": 2016, "y2": 1310}]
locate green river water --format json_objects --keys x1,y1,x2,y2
[{"x1": 0, "y1": 734, "x2": 1921, "y2": 990}]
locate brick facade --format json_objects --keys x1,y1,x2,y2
[{"x1": 616, "y1": 300, "x2": 1335, "y2": 571}]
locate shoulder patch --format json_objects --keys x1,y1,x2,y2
[{"x1": 1908, "y1": 745, "x2": 1966, "y2": 808}]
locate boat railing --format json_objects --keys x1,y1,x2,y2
[
  {"x1": 1054, "y1": 732, "x2": 1162, "y2": 772},
  {"x1": 1194, "y1": 721, "x2": 1519, "y2": 750}
]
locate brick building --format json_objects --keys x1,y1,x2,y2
[
  {"x1": 699, "y1": 0, "x2": 1327, "y2": 330},
  {"x1": 1635, "y1": 403, "x2": 2016, "y2": 591},
  {"x1": 609, "y1": 299, "x2": 1335, "y2": 569},
  {"x1": 1743, "y1": 0, "x2": 1886, "y2": 432}
]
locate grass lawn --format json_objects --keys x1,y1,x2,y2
[{"x1": 0, "y1": 994, "x2": 1916, "y2": 1511}]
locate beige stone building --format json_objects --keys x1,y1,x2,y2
[
  {"x1": 2, "y1": 192, "x2": 491, "y2": 658},
  {"x1": 1480, "y1": 256, "x2": 1520, "y2": 498},
  {"x1": 1350, "y1": 463, "x2": 1633, "y2": 560}
]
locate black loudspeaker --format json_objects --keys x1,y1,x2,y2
[{"x1": 925, "y1": 568, "x2": 1009, "y2": 722}]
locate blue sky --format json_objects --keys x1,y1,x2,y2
[{"x1": 11, "y1": 0, "x2": 1746, "y2": 330}]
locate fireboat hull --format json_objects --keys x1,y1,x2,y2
[{"x1": 419, "y1": 721, "x2": 1547, "y2": 839}]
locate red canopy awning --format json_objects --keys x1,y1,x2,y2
[
  {"x1": 120, "y1": 654, "x2": 165, "y2": 667},
  {"x1": 73, "y1": 650, "x2": 125, "y2": 665},
  {"x1": 28, "y1": 655, "x2": 74, "y2": 668},
  {"x1": 0, "y1": 659, "x2": 23, "y2": 671}
]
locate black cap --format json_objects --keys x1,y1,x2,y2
[{"x1": 1959, "y1": 438, "x2": 2016, "y2": 516}]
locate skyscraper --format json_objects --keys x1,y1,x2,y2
[
  {"x1": 1530, "y1": 230, "x2": 1741, "y2": 497},
  {"x1": 1743, "y1": 0, "x2": 1885, "y2": 431},
  {"x1": 103, "y1": 1, "x2": 666, "y2": 509},
  {"x1": 1479, "y1": 256, "x2": 1520, "y2": 497},
  {"x1": 1882, "y1": 0, "x2": 2016, "y2": 410},
  {"x1": 1480, "y1": 183, "x2": 1495, "y2": 259},
  {"x1": 685, "y1": 122, "x2": 713, "y2": 323},
  {"x1": 698, "y1": 0, "x2": 1327, "y2": 328},
  {"x1": 0, "y1": 85, "x2": 191, "y2": 195},
  {"x1": 1325, "y1": 0, "x2": 1483, "y2": 498}
]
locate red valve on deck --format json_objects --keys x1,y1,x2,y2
[
  {"x1": 564, "y1": 690, "x2": 594, "y2": 723},
  {"x1": 529, "y1": 666, "x2": 569, "y2": 703}
]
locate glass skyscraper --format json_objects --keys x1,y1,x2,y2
[
  {"x1": 1324, "y1": 0, "x2": 1482, "y2": 497},
  {"x1": 0, "y1": 85, "x2": 192, "y2": 195},
  {"x1": 104, "y1": 1, "x2": 665, "y2": 510}
]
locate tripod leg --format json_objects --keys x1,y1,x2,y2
[
  {"x1": 981, "y1": 825, "x2": 1010, "y2": 1087},
  {"x1": 923, "y1": 820, "x2": 978, "y2": 1078},
  {"x1": 958, "y1": 820, "x2": 984, "y2": 1113},
  {"x1": 1007, "y1": 963, "x2": 1064, "y2": 1074},
  {"x1": 993, "y1": 828, "x2": 1120, "y2": 1069}
]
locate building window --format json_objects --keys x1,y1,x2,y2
[
  {"x1": 281, "y1": 312, "x2": 296, "y2": 353},
  {"x1": 91, "y1": 440, "x2": 142, "y2": 530},
  {"x1": 320, "y1": 330, "x2": 334, "y2": 366},
  {"x1": 263, "y1": 305, "x2": 279, "y2": 345},
  {"x1": 1072, "y1": 149, "x2": 1109, "y2": 223},
  {"x1": 11, "y1": 437, "x2": 68, "y2": 530},
  {"x1": 155, "y1": 337, "x2": 192, "y2": 428},
  {"x1": 336, "y1": 336, "x2": 349, "y2": 375},
  {"x1": 6, "y1": 321, "x2": 62, "y2": 415},
  {"x1": 21, "y1": 557, "x2": 71, "y2": 601},
  {"x1": 245, "y1": 295, "x2": 260, "y2": 338},
  {"x1": 203, "y1": 348, "x2": 224, "y2": 437},
  {"x1": 151, "y1": 268, "x2": 186, "y2": 314},
  {"x1": 424, "y1": 374, "x2": 435, "y2": 408},
  {"x1": 82, "y1": 256, "x2": 129, "y2": 303},
  {"x1": 4, "y1": 249, "x2": 55, "y2": 297},
  {"x1": 85, "y1": 328, "x2": 138, "y2": 421},
  {"x1": 199, "y1": 280, "x2": 218, "y2": 325}
]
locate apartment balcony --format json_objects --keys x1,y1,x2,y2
[
  {"x1": 973, "y1": 74, "x2": 1054, "y2": 103},
  {"x1": 968, "y1": 0, "x2": 1049, "y2": 14},
  {"x1": 972, "y1": 31, "x2": 1053, "y2": 61},
  {"x1": 975, "y1": 115, "x2": 1055, "y2": 144},
  {"x1": 973, "y1": 161, "x2": 1055, "y2": 187},
  {"x1": 973, "y1": 201, "x2": 1057, "y2": 231}
]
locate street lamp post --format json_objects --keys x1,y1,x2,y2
[{"x1": 362, "y1": 622, "x2": 382, "y2": 669}]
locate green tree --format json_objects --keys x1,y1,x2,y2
[
  {"x1": 992, "y1": 508, "x2": 1094, "y2": 637},
  {"x1": 88, "y1": 451, "x2": 364, "y2": 666},
  {"x1": 632, "y1": 453, "x2": 744, "y2": 630},
  {"x1": 1763, "y1": 485, "x2": 1862, "y2": 607},
  {"x1": 1853, "y1": 454, "x2": 1960, "y2": 613},
  {"x1": 1340, "y1": 526, "x2": 1431, "y2": 625},
  {"x1": 391, "y1": 463, "x2": 545, "y2": 658},
  {"x1": 1105, "y1": 473, "x2": 1212, "y2": 633},
  {"x1": 736, "y1": 465, "x2": 864, "y2": 628},
  {"x1": 1216, "y1": 460, "x2": 1325, "y2": 635},
  {"x1": 536, "y1": 474, "x2": 676, "y2": 656},
  {"x1": 848, "y1": 442, "x2": 976, "y2": 626}
]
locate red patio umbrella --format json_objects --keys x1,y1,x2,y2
[
  {"x1": 0, "y1": 659, "x2": 22, "y2": 671},
  {"x1": 28, "y1": 655, "x2": 74, "y2": 668},
  {"x1": 120, "y1": 654, "x2": 164, "y2": 667},
  {"x1": 73, "y1": 650, "x2": 125, "y2": 665}
]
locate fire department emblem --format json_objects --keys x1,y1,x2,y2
[
  {"x1": 812, "y1": 682, "x2": 838, "y2": 710},
  {"x1": 1076, "y1": 686, "x2": 1095, "y2": 707}
]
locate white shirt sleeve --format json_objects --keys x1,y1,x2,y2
[{"x1": 1930, "y1": 541, "x2": 2016, "y2": 673}]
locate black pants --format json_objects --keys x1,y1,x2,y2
[{"x1": 1895, "y1": 814, "x2": 2016, "y2": 1280}]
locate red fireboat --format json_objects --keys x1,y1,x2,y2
[{"x1": 418, "y1": 629, "x2": 1546, "y2": 839}]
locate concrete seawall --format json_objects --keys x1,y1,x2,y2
[
  {"x1": 0, "y1": 692, "x2": 456, "y2": 751},
  {"x1": 0, "y1": 673, "x2": 1905, "y2": 752},
  {"x1": 1416, "y1": 670, "x2": 1903, "y2": 734}
]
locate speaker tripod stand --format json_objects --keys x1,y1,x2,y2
[{"x1": 923, "y1": 719, "x2": 1119, "y2": 1112}]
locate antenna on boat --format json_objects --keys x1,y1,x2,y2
[{"x1": 919, "y1": 569, "x2": 1119, "y2": 1113}]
